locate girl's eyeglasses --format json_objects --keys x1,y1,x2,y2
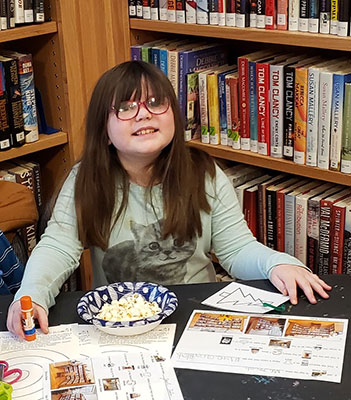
[{"x1": 112, "y1": 97, "x2": 170, "y2": 121}]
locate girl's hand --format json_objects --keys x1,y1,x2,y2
[
  {"x1": 270, "y1": 264, "x2": 332, "y2": 305},
  {"x1": 7, "y1": 300, "x2": 49, "y2": 339}
]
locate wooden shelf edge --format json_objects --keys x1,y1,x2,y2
[
  {"x1": 130, "y1": 19, "x2": 351, "y2": 51},
  {"x1": 0, "y1": 131, "x2": 68, "y2": 162},
  {"x1": 0, "y1": 21, "x2": 57, "y2": 43},
  {"x1": 187, "y1": 140, "x2": 351, "y2": 186}
]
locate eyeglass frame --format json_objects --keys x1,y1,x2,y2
[{"x1": 111, "y1": 98, "x2": 170, "y2": 121}]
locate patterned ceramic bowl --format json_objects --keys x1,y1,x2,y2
[{"x1": 77, "y1": 282, "x2": 178, "y2": 336}]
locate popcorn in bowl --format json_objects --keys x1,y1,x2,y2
[{"x1": 77, "y1": 282, "x2": 178, "y2": 336}]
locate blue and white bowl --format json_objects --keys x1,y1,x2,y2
[{"x1": 77, "y1": 282, "x2": 178, "y2": 336}]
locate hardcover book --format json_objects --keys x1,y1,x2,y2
[{"x1": 341, "y1": 83, "x2": 351, "y2": 173}]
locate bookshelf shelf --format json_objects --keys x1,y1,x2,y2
[
  {"x1": 187, "y1": 140, "x2": 351, "y2": 186},
  {"x1": 0, "y1": 131, "x2": 68, "y2": 162},
  {"x1": 130, "y1": 19, "x2": 351, "y2": 52},
  {"x1": 0, "y1": 21, "x2": 57, "y2": 43}
]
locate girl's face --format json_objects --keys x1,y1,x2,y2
[{"x1": 107, "y1": 85, "x2": 175, "y2": 166}]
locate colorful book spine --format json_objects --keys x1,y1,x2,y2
[
  {"x1": 330, "y1": 72, "x2": 351, "y2": 171},
  {"x1": 288, "y1": 0, "x2": 299, "y2": 30},
  {"x1": 136, "y1": 0, "x2": 144, "y2": 17},
  {"x1": 284, "y1": 191, "x2": 296, "y2": 256},
  {"x1": 151, "y1": 0, "x2": 160, "y2": 19},
  {"x1": 226, "y1": 0, "x2": 236, "y2": 26},
  {"x1": 318, "y1": 70, "x2": 334, "y2": 169},
  {"x1": 341, "y1": 83, "x2": 351, "y2": 173},
  {"x1": 277, "y1": 0, "x2": 288, "y2": 30},
  {"x1": 226, "y1": 73, "x2": 240, "y2": 149},
  {"x1": 199, "y1": 69, "x2": 211, "y2": 143},
  {"x1": 196, "y1": 0, "x2": 209, "y2": 23},
  {"x1": 209, "y1": 0, "x2": 219, "y2": 24},
  {"x1": 185, "y1": 0, "x2": 197, "y2": 23},
  {"x1": 236, "y1": 0, "x2": 249, "y2": 27},
  {"x1": 0, "y1": 63, "x2": 11, "y2": 151},
  {"x1": 330, "y1": 201, "x2": 347, "y2": 274},
  {"x1": 283, "y1": 64, "x2": 295, "y2": 160},
  {"x1": 265, "y1": 0, "x2": 276, "y2": 29},
  {"x1": 256, "y1": 61, "x2": 270, "y2": 156},
  {"x1": 207, "y1": 72, "x2": 221, "y2": 145},
  {"x1": 129, "y1": 0, "x2": 137, "y2": 17},
  {"x1": 159, "y1": 0, "x2": 168, "y2": 19},
  {"x1": 219, "y1": 69, "x2": 235, "y2": 145},
  {"x1": 184, "y1": 72, "x2": 200, "y2": 141},
  {"x1": 7, "y1": 0, "x2": 16, "y2": 27},
  {"x1": 167, "y1": 0, "x2": 176, "y2": 20},
  {"x1": 294, "y1": 66, "x2": 309, "y2": 165},
  {"x1": 256, "y1": 0, "x2": 265, "y2": 27},
  {"x1": 143, "y1": 0, "x2": 151, "y2": 18},
  {"x1": 319, "y1": 0, "x2": 331, "y2": 34},
  {"x1": 330, "y1": 0, "x2": 338, "y2": 35},
  {"x1": 176, "y1": 0, "x2": 186, "y2": 22},
  {"x1": 249, "y1": 60, "x2": 258, "y2": 152},
  {"x1": 14, "y1": 0, "x2": 24, "y2": 24},
  {"x1": 337, "y1": 0, "x2": 350, "y2": 36},
  {"x1": 298, "y1": 0, "x2": 308, "y2": 31},
  {"x1": 270, "y1": 64, "x2": 284, "y2": 158},
  {"x1": 308, "y1": 0, "x2": 319, "y2": 32},
  {"x1": 343, "y1": 203, "x2": 351, "y2": 273},
  {"x1": 218, "y1": 0, "x2": 226, "y2": 25},
  {"x1": 238, "y1": 55, "x2": 250, "y2": 150}
]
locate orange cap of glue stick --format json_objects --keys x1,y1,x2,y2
[{"x1": 20, "y1": 296, "x2": 36, "y2": 341}]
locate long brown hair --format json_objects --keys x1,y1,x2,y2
[{"x1": 75, "y1": 60, "x2": 215, "y2": 250}]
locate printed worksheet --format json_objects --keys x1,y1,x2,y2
[
  {"x1": 43, "y1": 353, "x2": 184, "y2": 400},
  {"x1": 172, "y1": 310, "x2": 348, "y2": 383}
]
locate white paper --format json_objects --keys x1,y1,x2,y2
[
  {"x1": 202, "y1": 282, "x2": 289, "y2": 313},
  {"x1": 172, "y1": 309, "x2": 348, "y2": 383},
  {"x1": 43, "y1": 353, "x2": 183, "y2": 400}
]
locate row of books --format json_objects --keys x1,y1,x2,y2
[
  {"x1": 129, "y1": 1, "x2": 351, "y2": 37},
  {"x1": 0, "y1": 0, "x2": 45, "y2": 29},
  {"x1": 0, "y1": 50, "x2": 39, "y2": 151},
  {"x1": 222, "y1": 163, "x2": 351, "y2": 275}
]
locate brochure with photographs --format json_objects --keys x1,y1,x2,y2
[
  {"x1": 172, "y1": 310, "x2": 348, "y2": 383},
  {"x1": 43, "y1": 352, "x2": 184, "y2": 400}
]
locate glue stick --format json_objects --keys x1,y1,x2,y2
[{"x1": 20, "y1": 296, "x2": 36, "y2": 341}]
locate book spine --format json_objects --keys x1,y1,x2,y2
[
  {"x1": 266, "y1": 189, "x2": 277, "y2": 249},
  {"x1": 330, "y1": 73, "x2": 349, "y2": 171},
  {"x1": 337, "y1": 0, "x2": 350, "y2": 36},
  {"x1": 23, "y1": 0, "x2": 33, "y2": 23},
  {"x1": 318, "y1": 71, "x2": 333, "y2": 170},
  {"x1": 238, "y1": 56, "x2": 250, "y2": 150},
  {"x1": 265, "y1": 0, "x2": 276, "y2": 29},
  {"x1": 330, "y1": 0, "x2": 338, "y2": 34},
  {"x1": 236, "y1": 0, "x2": 249, "y2": 27},
  {"x1": 318, "y1": 199, "x2": 333, "y2": 275},
  {"x1": 209, "y1": 0, "x2": 219, "y2": 24},
  {"x1": 225, "y1": 75, "x2": 233, "y2": 146},
  {"x1": 15, "y1": 54, "x2": 38, "y2": 143},
  {"x1": 14, "y1": 0, "x2": 24, "y2": 24},
  {"x1": 341, "y1": 83, "x2": 351, "y2": 173},
  {"x1": 293, "y1": 67, "x2": 308, "y2": 165},
  {"x1": 330, "y1": 204, "x2": 345, "y2": 274},
  {"x1": 142, "y1": 0, "x2": 151, "y2": 18},
  {"x1": 151, "y1": 0, "x2": 160, "y2": 19},
  {"x1": 27, "y1": 162, "x2": 42, "y2": 212},
  {"x1": 226, "y1": 0, "x2": 236, "y2": 26},
  {"x1": 258, "y1": 183, "x2": 266, "y2": 244},
  {"x1": 308, "y1": 0, "x2": 319, "y2": 32},
  {"x1": 244, "y1": 188, "x2": 258, "y2": 237},
  {"x1": 131, "y1": 45, "x2": 141, "y2": 61},
  {"x1": 167, "y1": 0, "x2": 176, "y2": 20},
  {"x1": 256, "y1": 62, "x2": 270, "y2": 156},
  {"x1": 168, "y1": 50, "x2": 179, "y2": 96},
  {"x1": 219, "y1": 71, "x2": 228, "y2": 145},
  {"x1": 0, "y1": 64, "x2": 11, "y2": 151},
  {"x1": 7, "y1": 0, "x2": 15, "y2": 27},
  {"x1": 306, "y1": 67, "x2": 320, "y2": 166},
  {"x1": 229, "y1": 75, "x2": 241, "y2": 149},
  {"x1": 199, "y1": 71, "x2": 210, "y2": 143},
  {"x1": 249, "y1": 0, "x2": 257, "y2": 27},
  {"x1": 298, "y1": 0, "x2": 308, "y2": 31},
  {"x1": 196, "y1": 0, "x2": 209, "y2": 24},
  {"x1": 159, "y1": 0, "x2": 168, "y2": 19},
  {"x1": 270, "y1": 64, "x2": 284, "y2": 158},
  {"x1": 288, "y1": 0, "x2": 299, "y2": 30},
  {"x1": 295, "y1": 196, "x2": 308, "y2": 264},
  {"x1": 185, "y1": 72, "x2": 199, "y2": 141},
  {"x1": 307, "y1": 198, "x2": 320, "y2": 273},
  {"x1": 185, "y1": 0, "x2": 197, "y2": 23},
  {"x1": 276, "y1": 190, "x2": 285, "y2": 251},
  {"x1": 2, "y1": 59, "x2": 25, "y2": 147},
  {"x1": 207, "y1": 73, "x2": 220, "y2": 145},
  {"x1": 277, "y1": 0, "x2": 288, "y2": 30},
  {"x1": 285, "y1": 194, "x2": 296, "y2": 256},
  {"x1": 256, "y1": 0, "x2": 265, "y2": 27},
  {"x1": 342, "y1": 205, "x2": 351, "y2": 274},
  {"x1": 218, "y1": 0, "x2": 225, "y2": 25},
  {"x1": 0, "y1": 0, "x2": 7, "y2": 29},
  {"x1": 319, "y1": 0, "x2": 331, "y2": 34},
  {"x1": 159, "y1": 48, "x2": 168, "y2": 75},
  {"x1": 129, "y1": 0, "x2": 137, "y2": 17},
  {"x1": 136, "y1": 0, "x2": 144, "y2": 17},
  {"x1": 176, "y1": 0, "x2": 186, "y2": 22},
  {"x1": 249, "y1": 61, "x2": 258, "y2": 152},
  {"x1": 283, "y1": 65, "x2": 295, "y2": 160}
]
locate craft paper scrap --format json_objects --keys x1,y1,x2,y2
[
  {"x1": 0, "y1": 324, "x2": 81, "y2": 400},
  {"x1": 172, "y1": 309, "x2": 348, "y2": 383},
  {"x1": 202, "y1": 281, "x2": 290, "y2": 313},
  {"x1": 43, "y1": 353, "x2": 184, "y2": 400},
  {"x1": 78, "y1": 323, "x2": 176, "y2": 359}
]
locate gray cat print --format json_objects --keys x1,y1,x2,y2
[{"x1": 102, "y1": 219, "x2": 196, "y2": 284}]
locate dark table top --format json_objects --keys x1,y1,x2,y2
[{"x1": 1, "y1": 275, "x2": 350, "y2": 400}]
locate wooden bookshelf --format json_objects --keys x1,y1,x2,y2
[
  {"x1": 0, "y1": 132, "x2": 68, "y2": 162},
  {"x1": 187, "y1": 140, "x2": 351, "y2": 186},
  {"x1": 130, "y1": 19, "x2": 351, "y2": 52},
  {"x1": 0, "y1": 22, "x2": 57, "y2": 43}
]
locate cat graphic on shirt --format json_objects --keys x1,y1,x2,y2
[{"x1": 102, "y1": 219, "x2": 196, "y2": 284}]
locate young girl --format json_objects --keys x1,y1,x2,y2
[{"x1": 7, "y1": 60, "x2": 331, "y2": 338}]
